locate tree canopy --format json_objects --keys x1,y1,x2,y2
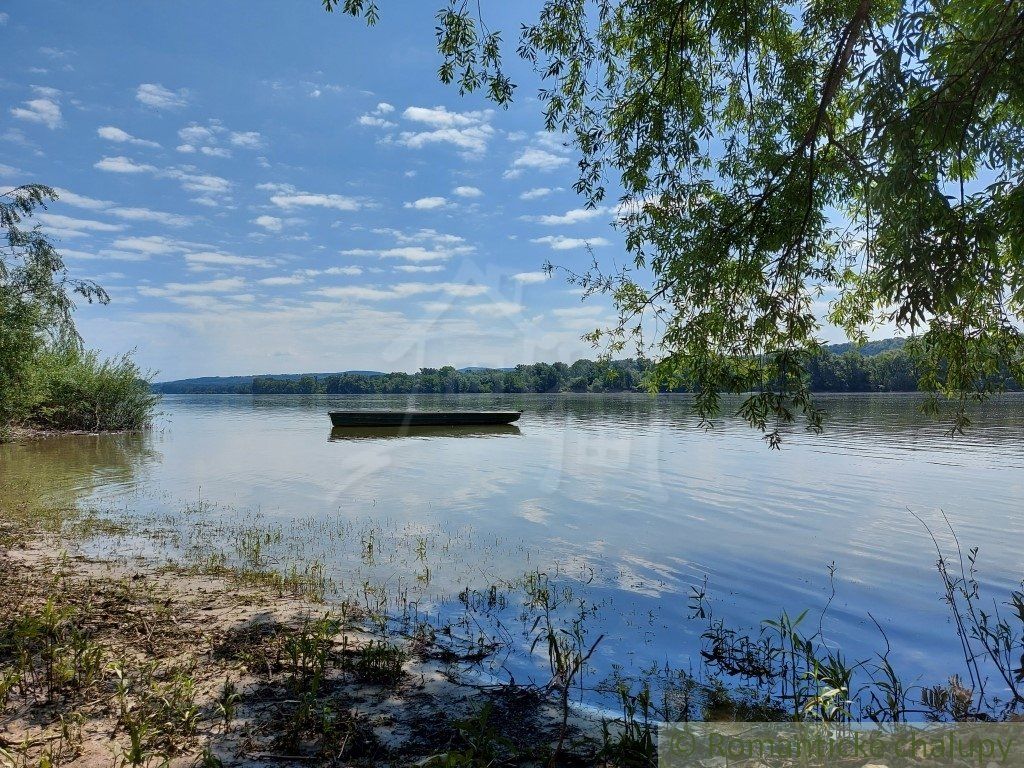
[{"x1": 325, "y1": 0, "x2": 1024, "y2": 445}]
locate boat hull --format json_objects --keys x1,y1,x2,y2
[{"x1": 328, "y1": 410, "x2": 521, "y2": 428}]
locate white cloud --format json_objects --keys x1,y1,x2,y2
[
  {"x1": 37, "y1": 213, "x2": 124, "y2": 235},
  {"x1": 111, "y1": 235, "x2": 185, "y2": 256},
  {"x1": 140, "y1": 278, "x2": 246, "y2": 297},
  {"x1": 395, "y1": 264, "x2": 444, "y2": 273},
  {"x1": 520, "y1": 187, "x2": 559, "y2": 200},
  {"x1": 200, "y1": 146, "x2": 231, "y2": 158},
  {"x1": 531, "y1": 206, "x2": 606, "y2": 225},
  {"x1": 10, "y1": 91, "x2": 62, "y2": 129},
  {"x1": 185, "y1": 252, "x2": 271, "y2": 268},
  {"x1": 551, "y1": 305, "x2": 605, "y2": 318},
  {"x1": 531, "y1": 235, "x2": 610, "y2": 250},
  {"x1": 229, "y1": 131, "x2": 263, "y2": 149},
  {"x1": 314, "y1": 281, "x2": 488, "y2": 302},
  {"x1": 108, "y1": 207, "x2": 191, "y2": 227},
  {"x1": 267, "y1": 185, "x2": 362, "y2": 212},
  {"x1": 94, "y1": 155, "x2": 156, "y2": 174},
  {"x1": 168, "y1": 168, "x2": 231, "y2": 193},
  {"x1": 340, "y1": 228, "x2": 473, "y2": 262},
  {"x1": 0, "y1": 13, "x2": 8, "y2": 24},
  {"x1": 56, "y1": 190, "x2": 193, "y2": 226},
  {"x1": 94, "y1": 157, "x2": 232, "y2": 196},
  {"x1": 136, "y1": 83, "x2": 188, "y2": 109},
  {"x1": 452, "y1": 186, "x2": 482, "y2": 198},
  {"x1": 259, "y1": 276, "x2": 307, "y2": 286},
  {"x1": 511, "y1": 271, "x2": 550, "y2": 284},
  {"x1": 358, "y1": 102, "x2": 398, "y2": 128},
  {"x1": 396, "y1": 106, "x2": 495, "y2": 157},
  {"x1": 53, "y1": 189, "x2": 107, "y2": 209},
  {"x1": 179, "y1": 125, "x2": 217, "y2": 144},
  {"x1": 404, "y1": 196, "x2": 448, "y2": 210},
  {"x1": 467, "y1": 301, "x2": 523, "y2": 316},
  {"x1": 97, "y1": 125, "x2": 160, "y2": 148},
  {"x1": 252, "y1": 215, "x2": 283, "y2": 232},
  {"x1": 504, "y1": 148, "x2": 569, "y2": 178},
  {"x1": 403, "y1": 106, "x2": 485, "y2": 128},
  {"x1": 358, "y1": 115, "x2": 396, "y2": 128}
]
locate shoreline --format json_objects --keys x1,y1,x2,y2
[{"x1": 0, "y1": 527, "x2": 604, "y2": 767}]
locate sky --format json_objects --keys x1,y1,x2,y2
[{"x1": 1, "y1": 1, "x2": 645, "y2": 380}]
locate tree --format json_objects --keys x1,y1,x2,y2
[
  {"x1": 325, "y1": 0, "x2": 1024, "y2": 445},
  {"x1": 1, "y1": 185, "x2": 108, "y2": 430}
]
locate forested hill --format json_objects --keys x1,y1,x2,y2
[{"x1": 146, "y1": 338, "x2": 1012, "y2": 395}]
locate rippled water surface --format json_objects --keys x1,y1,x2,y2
[{"x1": 2, "y1": 393, "x2": 1023, "y2": 706}]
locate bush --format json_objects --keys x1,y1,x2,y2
[{"x1": 28, "y1": 346, "x2": 158, "y2": 432}]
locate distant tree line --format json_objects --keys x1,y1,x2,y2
[{"x1": 153, "y1": 343, "x2": 1022, "y2": 396}]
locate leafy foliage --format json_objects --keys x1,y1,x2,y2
[
  {"x1": 326, "y1": 0, "x2": 1024, "y2": 443},
  {"x1": 1, "y1": 185, "x2": 154, "y2": 435},
  {"x1": 28, "y1": 344, "x2": 158, "y2": 432},
  {"x1": 1, "y1": 185, "x2": 109, "y2": 430}
]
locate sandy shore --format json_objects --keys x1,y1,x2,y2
[{"x1": 0, "y1": 528, "x2": 604, "y2": 767}]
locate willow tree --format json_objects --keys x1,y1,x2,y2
[
  {"x1": 327, "y1": 0, "x2": 1024, "y2": 444},
  {"x1": 0, "y1": 185, "x2": 108, "y2": 431}
]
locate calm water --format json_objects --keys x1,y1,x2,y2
[{"x1": 2, "y1": 393, "x2": 1023, "y2": 708}]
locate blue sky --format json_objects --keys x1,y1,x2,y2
[{"x1": 2, "y1": 1, "x2": 631, "y2": 380}]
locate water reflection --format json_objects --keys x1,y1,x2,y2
[
  {"x1": 1, "y1": 393, "x2": 1022, "y2": 711},
  {"x1": 0, "y1": 431, "x2": 158, "y2": 510},
  {"x1": 329, "y1": 424, "x2": 521, "y2": 441}
]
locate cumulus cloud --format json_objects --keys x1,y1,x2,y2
[
  {"x1": 95, "y1": 156, "x2": 233, "y2": 198},
  {"x1": 511, "y1": 271, "x2": 550, "y2": 284},
  {"x1": 452, "y1": 186, "x2": 482, "y2": 198},
  {"x1": 467, "y1": 301, "x2": 523, "y2": 316},
  {"x1": 48, "y1": 194, "x2": 189, "y2": 231},
  {"x1": 519, "y1": 187, "x2": 560, "y2": 200},
  {"x1": 94, "y1": 155, "x2": 156, "y2": 174},
  {"x1": 97, "y1": 125, "x2": 160, "y2": 148},
  {"x1": 113, "y1": 208, "x2": 190, "y2": 226},
  {"x1": 358, "y1": 102, "x2": 397, "y2": 128},
  {"x1": 530, "y1": 206, "x2": 607, "y2": 225},
  {"x1": 229, "y1": 131, "x2": 264, "y2": 149},
  {"x1": 37, "y1": 213, "x2": 124, "y2": 237},
  {"x1": 259, "y1": 276, "x2": 307, "y2": 286},
  {"x1": 185, "y1": 252, "x2": 272, "y2": 268},
  {"x1": 136, "y1": 83, "x2": 188, "y2": 109},
  {"x1": 395, "y1": 264, "x2": 444, "y2": 273},
  {"x1": 341, "y1": 229, "x2": 474, "y2": 263},
  {"x1": 140, "y1": 277, "x2": 246, "y2": 297},
  {"x1": 111, "y1": 235, "x2": 186, "y2": 256},
  {"x1": 271, "y1": 192, "x2": 361, "y2": 212},
  {"x1": 395, "y1": 105, "x2": 495, "y2": 157},
  {"x1": 175, "y1": 122, "x2": 264, "y2": 156},
  {"x1": 252, "y1": 215, "x2": 283, "y2": 232},
  {"x1": 10, "y1": 87, "x2": 62, "y2": 129},
  {"x1": 530, "y1": 235, "x2": 610, "y2": 250},
  {"x1": 404, "y1": 196, "x2": 448, "y2": 210},
  {"x1": 504, "y1": 148, "x2": 569, "y2": 178},
  {"x1": 314, "y1": 281, "x2": 488, "y2": 302}
]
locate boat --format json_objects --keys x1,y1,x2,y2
[
  {"x1": 328, "y1": 410, "x2": 522, "y2": 428},
  {"x1": 329, "y1": 424, "x2": 521, "y2": 441}
]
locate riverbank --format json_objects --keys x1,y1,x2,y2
[{"x1": 0, "y1": 527, "x2": 604, "y2": 767}]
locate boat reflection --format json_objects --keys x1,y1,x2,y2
[{"x1": 329, "y1": 424, "x2": 522, "y2": 441}]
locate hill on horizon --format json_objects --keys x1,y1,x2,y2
[{"x1": 151, "y1": 340, "x2": 907, "y2": 394}]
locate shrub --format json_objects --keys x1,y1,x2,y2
[{"x1": 28, "y1": 345, "x2": 158, "y2": 432}]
